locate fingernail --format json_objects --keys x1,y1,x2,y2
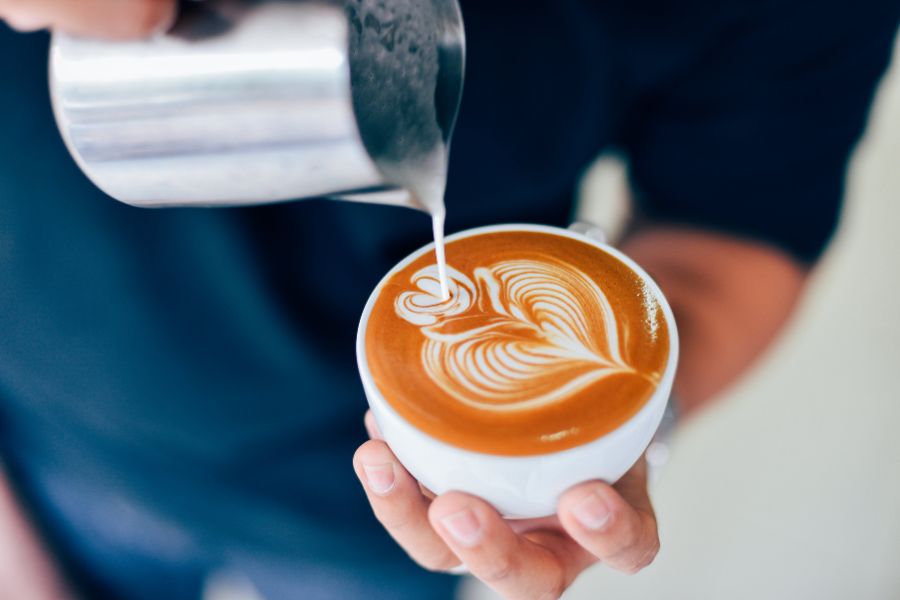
[
  {"x1": 441, "y1": 510, "x2": 483, "y2": 547},
  {"x1": 362, "y1": 463, "x2": 395, "y2": 495},
  {"x1": 572, "y1": 491, "x2": 611, "y2": 530}
]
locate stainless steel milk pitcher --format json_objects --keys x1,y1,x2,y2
[{"x1": 49, "y1": 0, "x2": 465, "y2": 208}]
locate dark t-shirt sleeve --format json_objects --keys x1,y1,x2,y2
[{"x1": 623, "y1": 2, "x2": 900, "y2": 263}]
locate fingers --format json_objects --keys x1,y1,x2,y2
[
  {"x1": 353, "y1": 440, "x2": 460, "y2": 572},
  {"x1": 363, "y1": 410, "x2": 382, "y2": 440},
  {"x1": 358, "y1": 411, "x2": 658, "y2": 591},
  {"x1": 1, "y1": 0, "x2": 177, "y2": 39},
  {"x1": 557, "y1": 465, "x2": 660, "y2": 574},
  {"x1": 429, "y1": 492, "x2": 591, "y2": 600}
]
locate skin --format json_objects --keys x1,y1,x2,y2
[
  {"x1": 0, "y1": 0, "x2": 177, "y2": 39},
  {"x1": 354, "y1": 225, "x2": 807, "y2": 599},
  {"x1": 0, "y1": 464, "x2": 74, "y2": 600},
  {"x1": 0, "y1": 5, "x2": 809, "y2": 599}
]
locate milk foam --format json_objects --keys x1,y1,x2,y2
[{"x1": 395, "y1": 257, "x2": 657, "y2": 412}]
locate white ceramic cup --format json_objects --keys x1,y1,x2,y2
[{"x1": 356, "y1": 223, "x2": 679, "y2": 518}]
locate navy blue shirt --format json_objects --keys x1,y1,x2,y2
[{"x1": 1, "y1": 1, "x2": 897, "y2": 597}]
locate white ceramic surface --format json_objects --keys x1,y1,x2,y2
[{"x1": 356, "y1": 223, "x2": 679, "y2": 518}]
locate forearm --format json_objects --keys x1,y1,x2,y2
[
  {"x1": 0, "y1": 462, "x2": 72, "y2": 600},
  {"x1": 621, "y1": 226, "x2": 808, "y2": 417}
]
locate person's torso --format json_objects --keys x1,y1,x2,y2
[{"x1": 0, "y1": 0, "x2": 719, "y2": 574}]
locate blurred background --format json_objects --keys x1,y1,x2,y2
[{"x1": 459, "y1": 28, "x2": 900, "y2": 600}]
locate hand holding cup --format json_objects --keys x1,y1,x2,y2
[
  {"x1": 355, "y1": 411, "x2": 661, "y2": 599},
  {"x1": 355, "y1": 224, "x2": 677, "y2": 597}
]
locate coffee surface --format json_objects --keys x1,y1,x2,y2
[{"x1": 365, "y1": 230, "x2": 670, "y2": 455}]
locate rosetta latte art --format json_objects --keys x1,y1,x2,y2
[{"x1": 395, "y1": 258, "x2": 657, "y2": 412}]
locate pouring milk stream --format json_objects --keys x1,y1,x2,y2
[{"x1": 49, "y1": 0, "x2": 465, "y2": 298}]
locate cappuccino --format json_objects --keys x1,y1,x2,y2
[{"x1": 365, "y1": 229, "x2": 670, "y2": 455}]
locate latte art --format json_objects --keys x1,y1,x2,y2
[
  {"x1": 396, "y1": 259, "x2": 655, "y2": 413},
  {"x1": 396, "y1": 265, "x2": 473, "y2": 326},
  {"x1": 365, "y1": 230, "x2": 670, "y2": 456}
]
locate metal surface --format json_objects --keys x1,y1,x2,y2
[{"x1": 49, "y1": 0, "x2": 465, "y2": 209}]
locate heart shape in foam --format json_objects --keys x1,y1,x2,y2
[{"x1": 395, "y1": 258, "x2": 650, "y2": 412}]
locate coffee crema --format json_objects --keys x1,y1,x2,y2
[{"x1": 365, "y1": 230, "x2": 670, "y2": 455}]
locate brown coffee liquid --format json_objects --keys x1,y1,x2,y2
[{"x1": 365, "y1": 230, "x2": 670, "y2": 456}]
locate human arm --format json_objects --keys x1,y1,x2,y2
[
  {"x1": 621, "y1": 226, "x2": 807, "y2": 417},
  {"x1": 0, "y1": 0, "x2": 176, "y2": 38}
]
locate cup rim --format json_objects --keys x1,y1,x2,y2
[{"x1": 356, "y1": 222, "x2": 680, "y2": 459}]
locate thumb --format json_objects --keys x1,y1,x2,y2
[{"x1": 556, "y1": 460, "x2": 660, "y2": 574}]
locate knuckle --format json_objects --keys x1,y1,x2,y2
[
  {"x1": 639, "y1": 538, "x2": 661, "y2": 568},
  {"x1": 2, "y1": 7, "x2": 43, "y2": 32},
  {"x1": 418, "y1": 550, "x2": 461, "y2": 573},
  {"x1": 622, "y1": 512, "x2": 645, "y2": 542},
  {"x1": 372, "y1": 499, "x2": 411, "y2": 530},
  {"x1": 610, "y1": 513, "x2": 647, "y2": 555},
  {"x1": 536, "y1": 574, "x2": 567, "y2": 600},
  {"x1": 125, "y1": 0, "x2": 174, "y2": 36},
  {"x1": 2, "y1": 17, "x2": 29, "y2": 32},
  {"x1": 608, "y1": 532, "x2": 642, "y2": 563},
  {"x1": 377, "y1": 511, "x2": 412, "y2": 532},
  {"x1": 622, "y1": 538, "x2": 660, "y2": 575},
  {"x1": 479, "y1": 557, "x2": 515, "y2": 584},
  {"x1": 605, "y1": 538, "x2": 645, "y2": 571}
]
